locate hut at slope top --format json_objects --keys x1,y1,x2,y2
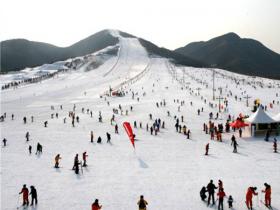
[{"x1": 245, "y1": 106, "x2": 279, "y2": 136}]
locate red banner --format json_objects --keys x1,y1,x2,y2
[{"x1": 123, "y1": 122, "x2": 135, "y2": 148}]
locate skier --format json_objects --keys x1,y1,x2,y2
[
  {"x1": 28, "y1": 145, "x2": 32, "y2": 154},
  {"x1": 91, "y1": 199, "x2": 102, "y2": 210},
  {"x1": 246, "y1": 187, "x2": 258, "y2": 210},
  {"x1": 273, "y1": 138, "x2": 277, "y2": 153},
  {"x1": 26, "y1": 132, "x2": 30, "y2": 141},
  {"x1": 228, "y1": 195, "x2": 233, "y2": 209},
  {"x1": 36, "y1": 143, "x2": 42, "y2": 154},
  {"x1": 137, "y1": 195, "x2": 148, "y2": 210},
  {"x1": 82, "y1": 151, "x2": 88, "y2": 167},
  {"x1": 31, "y1": 116, "x2": 34, "y2": 122},
  {"x1": 54, "y1": 154, "x2": 61, "y2": 168},
  {"x1": 2, "y1": 138, "x2": 7, "y2": 146},
  {"x1": 207, "y1": 180, "x2": 218, "y2": 206},
  {"x1": 44, "y1": 121, "x2": 48, "y2": 127},
  {"x1": 90, "y1": 131, "x2": 94, "y2": 143},
  {"x1": 205, "y1": 143, "x2": 209, "y2": 155},
  {"x1": 217, "y1": 188, "x2": 226, "y2": 210},
  {"x1": 115, "y1": 124, "x2": 119, "y2": 134},
  {"x1": 29, "y1": 186, "x2": 38, "y2": 206},
  {"x1": 262, "y1": 183, "x2": 271, "y2": 208},
  {"x1": 106, "y1": 132, "x2": 111, "y2": 143},
  {"x1": 218, "y1": 180, "x2": 223, "y2": 191},
  {"x1": 97, "y1": 136, "x2": 102, "y2": 144},
  {"x1": 200, "y1": 186, "x2": 207, "y2": 201},
  {"x1": 19, "y1": 184, "x2": 29, "y2": 206},
  {"x1": 231, "y1": 135, "x2": 238, "y2": 153},
  {"x1": 72, "y1": 154, "x2": 80, "y2": 174},
  {"x1": 12, "y1": 114, "x2": 14, "y2": 120},
  {"x1": 23, "y1": 117, "x2": 27, "y2": 124},
  {"x1": 187, "y1": 130, "x2": 191, "y2": 139},
  {"x1": 239, "y1": 128, "x2": 243, "y2": 138}
]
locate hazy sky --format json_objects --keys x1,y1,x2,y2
[{"x1": 1, "y1": 0, "x2": 280, "y2": 53}]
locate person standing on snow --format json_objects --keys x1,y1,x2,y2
[
  {"x1": 200, "y1": 186, "x2": 207, "y2": 201},
  {"x1": 239, "y1": 128, "x2": 243, "y2": 138},
  {"x1": 29, "y1": 186, "x2": 38, "y2": 206},
  {"x1": 106, "y1": 132, "x2": 111, "y2": 143},
  {"x1": 90, "y1": 131, "x2": 94, "y2": 142},
  {"x1": 115, "y1": 124, "x2": 119, "y2": 134},
  {"x1": 137, "y1": 195, "x2": 148, "y2": 210},
  {"x1": 82, "y1": 151, "x2": 88, "y2": 167},
  {"x1": 2, "y1": 138, "x2": 7, "y2": 146},
  {"x1": 217, "y1": 188, "x2": 226, "y2": 210},
  {"x1": 228, "y1": 195, "x2": 233, "y2": 208},
  {"x1": 207, "y1": 180, "x2": 218, "y2": 206},
  {"x1": 54, "y1": 154, "x2": 61, "y2": 168},
  {"x1": 262, "y1": 183, "x2": 272, "y2": 208},
  {"x1": 91, "y1": 199, "x2": 102, "y2": 210},
  {"x1": 273, "y1": 138, "x2": 277, "y2": 153},
  {"x1": 205, "y1": 143, "x2": 209, "y2": 155},
  {"x1": 28, "y1": 145, "x2": 32, "y2": 154},
  {"x1": 246, "y1": 187, "x2": 258, "y2": 210},
  {"x1": 231, "y1": 135, "x2": 238, "y2": 153},
  {"x1": 72, "y1": 154, "x2": 80, "y2": 174},
  {"x1": 25, "y1": 132, "x2": 30, "y2": 141},
  {"x1": 19, "y1": 184, "x2": 29, "y2": 206}
]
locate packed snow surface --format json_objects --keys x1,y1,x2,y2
[{"x1": 1, "y1": 31, "x2": 280, "y2": 210}]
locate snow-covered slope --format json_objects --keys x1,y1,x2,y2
[{"x1": 1, "y1": 31, "x2": 280, "y2": 210}]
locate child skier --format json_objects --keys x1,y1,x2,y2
[
  {"x1": 137, "y1": 195, "x2": 148, "y2": 210},
  {"x1": 19, "y1": 184, "x2": 29, "y2": 206},
  {"x1": 228, "y1": 195, "x2": 233, "y2": 208},
  {"x1": 54, "y1": 154, "x2": 61, "y2": 168}
]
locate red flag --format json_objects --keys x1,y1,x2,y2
[{"x1": 123, "y1": 122, "x2": 135, "y2": 148}]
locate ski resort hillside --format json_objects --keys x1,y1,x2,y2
[{"x1": 1, "y1": 30, "x2": 280, "y2": 210}]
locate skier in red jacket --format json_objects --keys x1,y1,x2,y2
[
  {"x1": 262, "y1": 183, "x2": 271, "y2": 208},
  {"x1": 246, "y1": 187, "x2": 258, "y2": 210},
  {"x1": 19, "y1": 184, "x2": 29, "y2": 206},
  {"x1": 92, "y1": 199, "x2": 102, "y2": 210},
  {"x1": 217, "y1": 188, "x2": 226, "y2": 210}
]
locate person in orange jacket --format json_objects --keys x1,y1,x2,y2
[
  {"x1": 246, "y1": 187, "x2": 258, "y2": 210},
  {"x1": 217, "y1": 188, "x2": 226, "y2": 210},
  {"x1": 92, "y1": 199, "x2": 102, "y2": 210},
  {"x1": 262, "y1": 183, "x2": 271, "y2": 208},
  {"x1": 19, "y1": 184, "x2": 29, "y2": 206}
]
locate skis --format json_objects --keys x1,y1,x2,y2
[{"x1": 260, "y1": 200, "x2": 273, "y2": 209}]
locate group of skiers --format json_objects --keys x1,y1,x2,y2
[{"x1": 200, "y1": 180, "x2": 272, "y2": 210}]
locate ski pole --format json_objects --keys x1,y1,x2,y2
[{"x1": 16, "y1": 193, "x2": 20, "y2": 209}]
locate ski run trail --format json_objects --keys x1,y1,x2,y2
[{"x1": 1, "y1": 30, "x2": 280, "y2": 210}]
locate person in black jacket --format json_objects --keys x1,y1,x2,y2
[
  {"x1": 200, "y1": 186, "x2": 207, "y2": 201},
  {"x1": 207, "y1": 180, "x2": 218, "y2": 206},
  {"x1": 30, "y1": 186, "x2": 38, "y2": 205}
]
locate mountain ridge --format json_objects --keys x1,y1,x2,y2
[{"x1": 175, "y1": 32, "x2": 280, "y2": 79}]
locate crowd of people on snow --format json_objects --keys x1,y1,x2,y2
[{"x1": 2, "y1": 69, "x2": 280, "y2": 210}]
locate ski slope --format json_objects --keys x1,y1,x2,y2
[{"x1": 1, "y1": 30, "x2": 280, "y2": 210}]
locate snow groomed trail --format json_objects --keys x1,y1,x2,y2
[{"x1": 1, "y1": 30, "x2": 280, "y2": 210}]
